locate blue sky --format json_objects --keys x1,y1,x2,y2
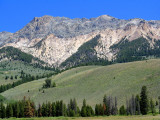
[{"x1": 0, "y1": 0, "x2": 160, "y2": 33}]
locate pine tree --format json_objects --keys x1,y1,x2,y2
[
  {"x1": 56, "y1": 101, "x2": 60, "y2": 116},
  {"x1": 15, "y1": 102, "x2": 20, "y2": 118},
  {"x1": 6, "y1": 104, "x2": 13, "y2": 118},
  {"x1": 150, "y1": 99, "x2": 156, "y2": 114},
  {"x1": 126, "y1": 99, "x2": 130, "y2": 115},
  {"x1": 73, "y1": 98, "x2": 78, "y2": 114},
  {"x1": 103, "y1": 95, "x2": 107, "y2": 115},
  {"x1": 42, "y1": 103, "x2": 47, "y2": 117},
  {"x1": 24, "y1": 100, "x2": 33, "y2": 117},
  {"x1": 81, "y1": 99, "x2": 87, "y2": 117},
  {"x1": 99, "y1": 104, "x2": 104, "y2": 115},
  {"x1": 108, "y1": 96, "x2": 113, "y2": 115},
  {"x1": 119, "y1": 105, "x2": 126, "y2": 115},
  {"x1": 140, "y1": 86, "x2": 149, "y2": 115},
  {"x1": 0, "y1": 102, "x2": 6, "y2": 118},
  {"x1": 63, "y1": 103, "x2": 67, "y2": 116},
  {"x1": 131, "y1": 95, "x2": 136, "y2": 115},
  {"x1": 30, "y1": 101, "x2": 35, "y2": 117},
  {"x1": 95, "y1": 104, "x2": 99, "y2": 116},
  {"x1": 38, "y1": 104, "x2": 42, "y2": 117},
  {"x1": 86, "y1": 105, "x2": 91, "y2": 116},
  {"x1": 52, "y1": 102, "x2": 56, "y2": 117},
  {"x1": 114, "y1": 97, "x2": 118, "y2": 115},
  {"x1": 19, "y1": 102, "x2": 24, "y2": 117},
  {"x1": 135, "y1": 95, "x2": 141, "y2": 115},
  {"x1": 48, "y1": 102, "x2": 52, "y2": 117},
  {"x1": 19, "y1": 102, "x2": 25, "y2": 117}
]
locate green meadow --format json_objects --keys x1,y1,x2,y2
[
  {"x1": 0, "y1": 60, "x2": 52, "y2": 85},
  {"x1": 1, "y1": 59, "x2": 160, "y2": 107}
]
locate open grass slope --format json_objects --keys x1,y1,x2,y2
[
  {"x1": 0, "y1": 60, "x2": 52, "y2": 85},
  {"x1": 2, "y1": 59, "x2": 160, "y2": 107}
]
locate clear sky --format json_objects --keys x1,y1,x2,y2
[{"x1": 0, "y1": 0, "x2": 160, "y2": 33}]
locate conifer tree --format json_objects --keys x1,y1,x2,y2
[
  {"x1": 103, "y1": 95, "x2": 107, "y2": 115},
  {"x1": 15, "y1": 102, "x2": 20, "y2": 118},
  {"x1": 119, "y1": 105, "x2": 126, "y2": 115},
  {"x1": 126, "y1": 99, "x2": 130, "y2": 115},
  {"x1": 19, "y1": 102, "x2": 25, "y2": 117},
  {"x1": 0, "y1": 102, "x2": 6, "y2": 118},
  {"x1": 135, "y1": 95, "x2": 141, "y2": 115},
  {"x1": 52, "y1": 102, "x2": 56, "y2": 117},
  {"x1": 140, "y1": 86, "x2": 149, "y2": 115},
  {"x1": 95, "y1": 104, "x2": 99, "y2": 116},
  {"x1": 48, "y1": 102, "x2": 52, "y2": 116},
  {"x1": 38, "y1": 104, "x2": 42, "y2": 117},
  {"x1": 24, "y1": 100, "x2": 33, "y2": 117},
  {"x1": 150, "y1": 99, "x2": 156, "y2": 114},
  {"x1": 56, "y1": 101, "x2": 60, "y2": 116},
  {"x1": 73, "y1": 98, "x2": 78, "y2": 114},
  {"x1": 81, "y1": 99, "x2": 87, "y2": 117},
  {"x1": 114, "y1": 97, "x2": 118, "y2": 115},
  {"x1": 30, "y1": 101, "x2": 35, "y2": 117},
  {"x1": 6, "y1": 104, "x2": 13, "y2": 118},
  {"x1": 42, "y1": 103, "x2": 47, "y2": 117}
]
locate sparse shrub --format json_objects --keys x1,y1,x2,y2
[
  {"x1": 43, "y1": 79, "x2": 52, "y2": 88},
  {"x1": 5, "y1": 76, "x2": 8, "y2": 80},
  {"x1": 10, "y1": 76, "x2": 13, "y2": 80},
  {"x1": 52, "y1": 82, "x2": 56, "y2": 87}
]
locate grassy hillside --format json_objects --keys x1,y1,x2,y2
[
  {"x1": 0, "y1": 60, "x2": 52, "y2": 85},
  {"x1": 2, "y1": 59, "x2": 160, "y2": 107}
]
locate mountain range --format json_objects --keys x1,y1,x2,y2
[{"x1": 1, "y1": 15, "x2": 160, "y2": 68}]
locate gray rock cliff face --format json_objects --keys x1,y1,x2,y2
[{"x1": 0, "y1": 31, "x2": 13, "y2": 46}]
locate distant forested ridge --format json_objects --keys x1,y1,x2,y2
[
  {"x1": 61, "y1": 36, "x2": 160, "y2": 69},
  {"x1": 110, "y1": 37, "x2": 160, "y2": 63},
  {"x1": 0, "y1": 46, "x2": 55, "y2": 70}
]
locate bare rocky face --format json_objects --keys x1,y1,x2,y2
[{"x1": 1, "y1": 15, "x2": 160, "y2": 67}]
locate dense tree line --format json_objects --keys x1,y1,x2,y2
[
  {"x1": 61, "y1": 37, "x2": 160, "y2": 70},
  {"x1": 110, "y1": 37, "x2": 160, "y2": 63},
  {"x1": 0, "y1": 86, "x2": 159, "y2": 118},
  {"x1": 0, "y1": 71, "x2": 55, "y2": 93},
  {"x1": 119, "y1": 86, "x2": 158, "y2": 115},
  {"x1": 0, "y1": 98, "x2": 94, "y2": 118}
]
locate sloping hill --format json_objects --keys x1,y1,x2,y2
[
  {"x1": 1, "y1": 59, "x2": 160, "y2": 107},
  {"x1": 0, "y1": 46, "x2": 51, "y2": 68},
  {"x1": 0, "y1": 60, "x2": 53, "y2": 85}
]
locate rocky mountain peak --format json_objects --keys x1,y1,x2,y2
[
  {"x1": 128, "y1": 18, "x2": 145, "y2": 25},
  {"x1": 1, "y1": 15, "x2": 160, "y2": 67},
  {"x1": 97, "y1": 15, "x2": 115, "y2": 20}
]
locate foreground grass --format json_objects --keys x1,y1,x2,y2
[
  {"x1": 2, "y1": 59, "x2": 160, "y2": 107},
  {"x1": 2, "y1": 115, "x2": 160, "y2": 120}
]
